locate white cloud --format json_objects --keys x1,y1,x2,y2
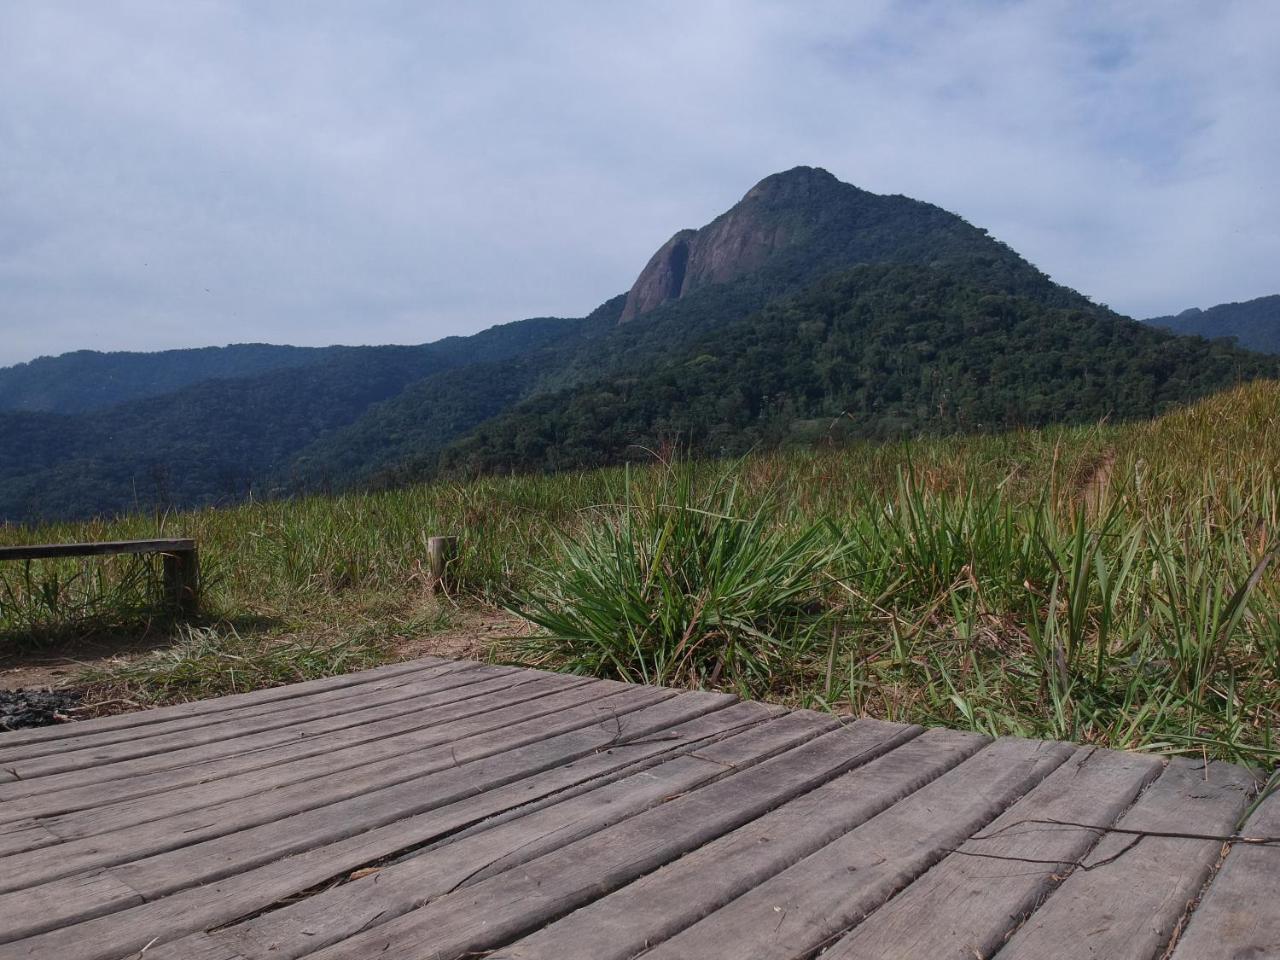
[{"x1": 0, "y1": 0, "x2": 1276, "y2": 364}]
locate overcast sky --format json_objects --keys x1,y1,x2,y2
[{"x1": 1, "y1": 1, "x2": 1276, "y2": 366}]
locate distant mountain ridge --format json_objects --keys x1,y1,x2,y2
[
  {"x1": 2, "y1": 167, "x2": 1276, "y2": 523},
  {"x1": 1147, "y1": 295, "x2": 1280, "y2": 354},
  {"x1": 0, "y1": 344, "x2": 350, "y2": 414}
]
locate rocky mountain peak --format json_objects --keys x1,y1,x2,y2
[
  {"x1": 618, "y1": 167, "x2": 846, "y2": 323},
  {"x1": 741, "y1": 165, "x2": 841, "y2": 203}
]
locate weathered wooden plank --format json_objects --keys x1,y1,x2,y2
[
  {"x1": 5, "y1": 693, "x2": 785, "y2": 945},
  {"x1": 996, "y1": 757, "x2": 1257, "y2": 960},
  {"x1": 0, "y1": 657, "x2": 466, "y2": 766},
  {"x1": 820, "y1": 746, "x2": 1162, "y2": 960},
  {"x1": 0, "y1": 538, "x2": 195, "y2": 561},
  {"x1": 0, "y1": 670, "x2": 578, "y2": 814},
  {"x1": 0, "y1": 645, "x2": 1264, "y2": 960},
  {"x1": 0, "y1": 674, "x2": 580, "y2": 828},
  {"x1": 184, "y1": 710, "x2": 841, "y2": 960},
  {"x1": 0, "y1": 674, "x2": 569, "y2": 857},
  {"x1": 1167, "y1": 784, "x2": 1280, "y2": 960},
  {"x1": 494, "y1": 727, "x2": 988, "y2": 960},
  {"x1": 634, "y1": 736, "x2": 1075, "y2": 960},
  {"x1": 161, "y1": 544, "x2": 199, "y2": 615},
  {"x1": 0, "y1": 872, "x2": 146, "y2": 941},
  {"x1": 293, "y1": 719, "x2": 922, "y2": 960},
  {"x1": 2, "y1": 661, "x2": 502, "y2": 781},
  {"x1": 0, "y1": 824, "x2": 60, "y2": 859},
  {"x1": 0, "y1": 656, "x2": 452, "y2": 751},
  {"x1": 0, "y1": 682, "x2": 665, "y2": 894},
  {"x1": 3, "y1": 691, "x2": 746, "y2": 960}
]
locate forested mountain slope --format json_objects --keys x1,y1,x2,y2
[
  {"x1": 431, "y1": 265, "x2": 1278, "y2": 478},
  {"x1": 1147, "y1": 294, "x2": 1280, "y2": 354},
  {"x1": 296, "y1": 166, "x2": 1104, "y2": 491},
  {"x1": 0, "y1": 344, "x2": 347, "y2": 413},
  {"x1": 0, "y1": 317, "x2": 584, "y2": 522}
]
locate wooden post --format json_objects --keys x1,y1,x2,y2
[
  {"x1": 162, "y1": 546, "x2": 200, "y2": 617},
  {"x1": 426, "y1": 536, "x2": 458, "y2": 590}
]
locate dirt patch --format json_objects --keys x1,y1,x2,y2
[
  {"x1": 0, "y1": 603, "x2": 536, "y2": 732},
  {"x1": 0, "y1": 603, "x2": 522, "y2": 693},
  {"x1": 0, "y1": 631, "x2": 178, "y2": 691},
  {"x1": 388, "y1": 605, "x2": 532, "y2": 663}
]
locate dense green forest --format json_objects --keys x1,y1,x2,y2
[
  {"x1": 431, "y1": 265, "x2": 1278, "y2": 478},
  {"x1": 1148, "y1": 294, "x2": 1280, "y2": 354},
  {"x1": 0, "y1": 344, "x2": 348, "y2": 413},
  {"x1": 0, "y1": 318, "x2": 585, "y2": 522},
  {"x1": 2, "y1": 167, "x2": 1275, "y2": 523}
]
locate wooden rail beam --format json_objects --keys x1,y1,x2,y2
[{"x1": 0, "y1": 538, "x2": 200, "y2": 616}]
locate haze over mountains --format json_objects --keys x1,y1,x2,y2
[{"x1": 2, "y1": 167, "x2": 1276, "y2": 524}]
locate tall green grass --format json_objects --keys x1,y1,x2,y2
[
  {"x1": 516, "y1": 468, "x2": 845, "y2": 692},
  {"x1": 2, "y1": 381, "x2": 1277, "y2": 765},
  {"x1": 0, "y1": 553, "x2": 172, "y2": 644}
]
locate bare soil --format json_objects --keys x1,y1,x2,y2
[
  {"x1": 0, "y1": 631, "x2": 176, "y2": 691},
  {"x1": 388, "y1": 605, "x2": 531, "y2": 663}
]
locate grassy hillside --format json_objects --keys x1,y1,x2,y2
[{"x1": 3, "y1": 381, "x2": 1278, "y2": 766}]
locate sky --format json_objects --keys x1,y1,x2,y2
[{"x1": 1, "y1": 1, "x2": 1277, "y2": 367}]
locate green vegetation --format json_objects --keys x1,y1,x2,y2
[
  {"x1": 0, "y1": 343, "x2": 347, "y2": 414},
  {"x1": 1149, "y1": 294, "x2": 1280, "y2": 354},
  {"x1": 0, "y1": 551, "x2": 169, "y2": 642},
  {"x1": 3, "y1": 381, "x2": 1278, "y2": 768},
  {"x1": 0, "y1": 317, "x2": 587, "y2": 522},
  {"x1": 517, "y1": 471, "x2": 845, "y2": 691},
  {"x1": 441, "y1": 265, "x2": 1276, "y2": 476}
]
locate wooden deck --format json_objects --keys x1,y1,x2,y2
[{"x1": 0, "y1": 657, "x2": 1275, "y2": 960}]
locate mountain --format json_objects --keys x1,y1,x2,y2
[
  {"x1": 1147, "y1": 295, "x2": 1280, "y2": 354},
  {"x1": 617, "y1": 166, "x2": 1083, "y2": 323},
  {"x1": 436, "y1": 264, "x2": 1275, "y2": 478},
  {"x1": 0, "y1": 344, "x2": 350, "y2": 414},
  {"x1": 286, "y1": 168, "x2": 1082, "y2": 492},
  {"x1": 2, "y1": 166, "x2": 1276, "y2": 523},
  {"x1": 0, "y1": 317, "x2": 585, "y2": 522}
]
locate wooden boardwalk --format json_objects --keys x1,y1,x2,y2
[{"x1": 0, "y1": 657, "x2": 1275, "y2": 960}]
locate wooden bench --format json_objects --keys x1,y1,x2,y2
[{"x1": 0, "y1": 538, "x2": 199, "y2": 615}]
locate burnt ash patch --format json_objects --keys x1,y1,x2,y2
[{"x1": 1, "y1": 689, "x2": 82, "y2": 731}]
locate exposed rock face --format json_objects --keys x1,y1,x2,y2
[
  {"x1": 618, "y1": 166, "x2": 842, "y2": 323},
  {"x1": 618, "y1": 230, "x2": 696, "y2": 323}
]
